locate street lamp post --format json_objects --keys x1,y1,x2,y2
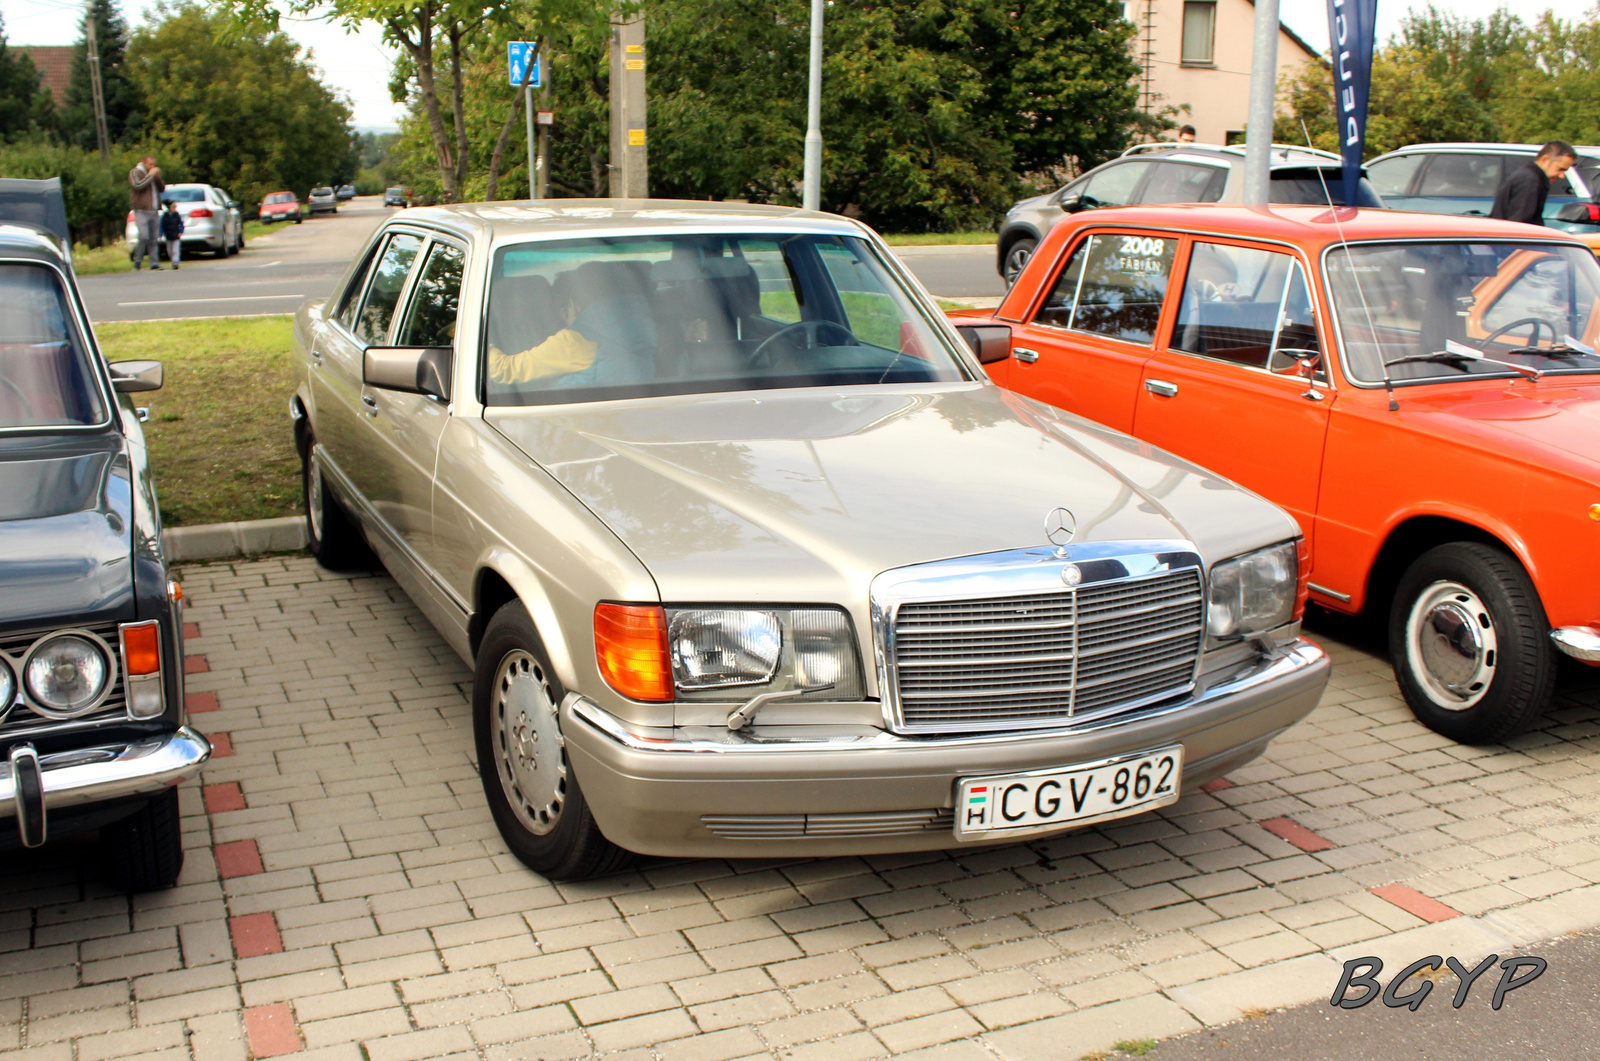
[
  {"x1": 801, "y1": 0, "x2": 823, "y2": 212},
  {"x1": 1242, "y1": 0, "x2": 1280, "y2": 206}
]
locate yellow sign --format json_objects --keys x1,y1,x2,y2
[
  {"x1": 628, "y1": 128, "x2": 646, "y2": 147},
  {"x1": 625, "y1": 43, "x2": 643, "y2": 53},
  {"x1": 625, "y1": 58, "x2": 645, "y2": 71}
]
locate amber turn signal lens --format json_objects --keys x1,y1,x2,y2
[
  {"x1": 594, "y1": 604, "x2": 673, "y2": 701},
  {"x1": 121, "y1": 621, "x2": 161, "y2": 676},
  {"x1": 1294, "y1": 538, "x2": 1311, "y2": 622}
]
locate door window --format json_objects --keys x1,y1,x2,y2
[
  {"x1": 397, "y1": 242, "x2": 466, "y2": 348},
  {"x1": 1080, "y1": 162, "x2": 1152, "y2": 209},
  {"x1": 1140, "y1": 162, "x2": 1225, "y2": 205},
  {"x1": 1172, "y1": 242, "x2": 1320, "y2": 373},
  {"x1": 1418, "y1": 154, "x2": 1503, "y2": 197},
  {"x1": 1036, "y1": 232, "x2": 1177, "y2": 344},
  {"x1": 1366, "y1": 155, "x2": 1424, "y2": 198},
  {"x1": 353, "y1": 233, "x2": 424, "y2": 345}
]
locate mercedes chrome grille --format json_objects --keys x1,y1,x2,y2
[{"x1": 872, "y1": 544, "x2": 1205, "y2": 734}]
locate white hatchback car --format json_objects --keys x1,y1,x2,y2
[{"x1": 125, "y1": 183, "x2": 244, "y2": 260}]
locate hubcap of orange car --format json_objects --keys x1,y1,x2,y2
[
  {"x1": 1405, "y1": 581, "x2": 1497, "y2": 710},
  {"x1": 492, "y1": 650, "x2": 566, "y2": 835}
]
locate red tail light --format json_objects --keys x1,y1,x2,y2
[
  {"x1": 1587, "y1": 204, "x2": 1600, "y2": 222},
  {"x1": 190, "y1": 208, "x2": 213, "y2": 218},
  {"x1": 126, "y1": 211, "x2": 134, "y2": 222}
]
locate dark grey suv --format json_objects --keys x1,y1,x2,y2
[{"x1": 996, "y1": 143, "x2": 1385, "y2": 283}]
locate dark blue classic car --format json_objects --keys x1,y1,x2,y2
[{"x1": 0, "y1": 179, "x2": 209, "y2": 889}]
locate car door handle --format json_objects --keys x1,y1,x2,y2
[
  {"x1": 1145, "y1": 379, "x2": 1179, "y2": 397},
  {"x1": 361, "y1": 394, "x2": 379, "y2": 415},
  {"x1": 1014, "y1": 347, "x2": 1039, "y2": 363}
]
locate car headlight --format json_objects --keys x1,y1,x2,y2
[
  {"x1": 23, "y1": 632, "x2": 112, "y2": 717},
  {"x1": 1207, "y1": 541, "x2": 1299, "y2": 647},
  {"x1": 595, "y1": 604, "x2": 865, "y2": 702},
  {"x1": 0, "y1": 657, "x2": 14, "y2": 719}
]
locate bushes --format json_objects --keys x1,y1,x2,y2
[
  {"x1": 353, "y1": 168, "x2": 386, "y2": 196},
  {"x1": 0, "y1": 141, "x2": 190, "y2": 246}
]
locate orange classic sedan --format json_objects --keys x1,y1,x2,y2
[{"x1": 953, "y1": 204, "x2": 1600, "y2": 743}]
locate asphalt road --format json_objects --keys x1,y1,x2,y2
[
  {"x1": 78, "y1": 199, "x2": 1006, "y2": 322},
  {"x1": 1145, "y1": 931, "x2": 1600, "y2": 1061}
]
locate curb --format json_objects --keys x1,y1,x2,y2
[{"x1": 163, "y1": 516, "x2": 307, "y2": 562}]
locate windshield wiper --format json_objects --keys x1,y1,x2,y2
[
  {"x1": 1384, "y1": 339, "x2": 1541, "y2": 380},
  {"x1": 1533, "y1": 335, "x2": 1600, "y2": 363}
]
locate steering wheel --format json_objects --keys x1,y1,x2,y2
[
  {"x1": 1479, "y1": 316, "x2": 1559, "y2": 350},
  {"x1": 749, "y1": 319, "x2": 858, "y2": 369}
]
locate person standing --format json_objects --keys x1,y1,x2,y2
[
  {"x1": 1489, "y1": 141, "x2": 1577, "y2": 226},
  {"x1": 129, "y1": 154, "x2": 166, "y2": 269},
  {"x1": 1177, "y1": 124, "x2": 1197, "y2": 143},
  {"x1": 161, "y1": 200, "x2": 184, "y2": 270}
]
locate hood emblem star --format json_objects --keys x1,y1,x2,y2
[{"x1": 1044, "y1": 506, "x2": 1077, "y2": 557}]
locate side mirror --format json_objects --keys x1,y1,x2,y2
[
  {"x1": 364, "y1": 346, "x2": 452, "y2": 401},
  {"x1": 228, "y1": 200, "x2": 241, "y2": 209},
  {"x1": 955, "y1": 324, "x2": 1013, "y2": 364},
  {"x1": 1555, "y1": 201, "x2": 1598, "y2": 224},
  {"x1": 1059, "y1": 193, "x2": 1085, "y2": 214},
  {"x1": 109, "y1": 360, "x2": 163, "y2": 392}
]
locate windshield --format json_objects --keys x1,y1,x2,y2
[
  {"x1": 0, "y1": 263, "x2": 107, "y2": 429},
  {"x1": 312, "y1": 188, "x2": 333, "y2": 196},
  {"x1": 483, "y1": 233, "x2": 970, "y2": 406},
  {"x1": 1270, "y1": 170, "x2": 1384, "y2": 208},
  {"x1": 1327, "y1": 241, "x2": 1600, "y2": 383},
  {"x1": 264, "y1": 192, "x2": 295, "y2": 205},
  {"x1": 163, "y1": 187, "x2": 205, "y2": 203}
]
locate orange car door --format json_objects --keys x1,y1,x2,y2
[
  {"x1": 1004, "y1": 229, "x2": 1180, "y2": 433},
  {"x1": 1133, "y1": 240, "x2": 1332, "y2": 543}
]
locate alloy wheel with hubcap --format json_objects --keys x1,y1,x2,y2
[
  {"x1": 491, "y1": 650, "x2": 567, "y2": 836},
  {"x1": 1002, "y1": 238, "x2": 1037, "y2": 286},
  {"x1": 301, "y1": 436, "x2": 374, "y2": 570},
  {"x1": 1388, "y1": 542, "x2": 1555, "y2": 743}
]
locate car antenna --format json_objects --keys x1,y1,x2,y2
[{"x1": 1302, "y1": 120, "x2": 1399, "y2": 411}]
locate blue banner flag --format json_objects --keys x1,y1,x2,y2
[
  {"x1": 1326, "y1": 0, "x2": 1377, "y2": 206},
  {"x1": 508, "y1": 42, "x2": 542, "y2": 89}
]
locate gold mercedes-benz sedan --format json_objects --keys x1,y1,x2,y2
[{"x1": 289, "y1": 200, "x2": 1329, "y2": 880}]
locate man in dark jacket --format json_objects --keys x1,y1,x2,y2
[
  {"x1": 1489, "y1": 141, "x2": 1577, "y2": 226},
  {"x1": 128, "y1": 154, "x2": 166, "y2": 269}
]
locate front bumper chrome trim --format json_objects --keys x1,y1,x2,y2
[
  {"x1": 0, "y1": 727, "x2": 211, "y2": 820},
  {"x1": 567, "y1": 639, "x2": 1326, "y2": 755},
  {"x1": 1551, "y1": 625, "x2": 1600, "y2": 662}
]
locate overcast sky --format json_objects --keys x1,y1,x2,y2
[{"x1": 3, "y1": 0, "x2": 1597, "y2": 132}]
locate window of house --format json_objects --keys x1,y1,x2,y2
[{"x1": 1181, "y1": 1, "x2": 1216, "y2": 64}]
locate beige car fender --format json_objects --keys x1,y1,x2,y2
[{"x1": 471, "y1": 546, "x2": 582, "y2": 694}]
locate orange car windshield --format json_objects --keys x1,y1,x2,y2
[{"x1": 1327, "y1": 241, "x2": 1600, "y2": 383}]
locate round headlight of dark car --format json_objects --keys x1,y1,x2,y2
[
  {"x1": 23, "y1": 632, "x2": 112, "y2": 718},
  {"x1": 0, "y1": 656, "x2": 15, "y2": 720}
]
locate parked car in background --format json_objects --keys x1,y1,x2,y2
[
  {"x1": 260, "y1": 191, "x2": 302, "y2": 224},
  {"x1": 996, "y1": 143, "x2": 1386, "y2": 284},
  {"x1": 1, "y1": 179, "x2": 209, "y2": 889},
  {"x1": 124, "y1": 183, "x2": 243, "y2": 260},
  {"x1": 382, "y1": 187, "x2": 408, "y2": 208},
  {"x1": 1366, "y1": 143, "x2": 1600, "y2": 237},
  {"x1": 288, "y1": 199, "x2": 1328, "y2": 880},
  {"x1": 959, "y1": 202, "x2": 1600, "y2": 743},
  {"x1": 309, "y1": 187, "x2": 338, "y2": 216},
  {"x1": 336, "y1": 185, "x2": 356, "y2": 202}
]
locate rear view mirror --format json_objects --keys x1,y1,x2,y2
[
  {"x1": 109, "y1": 360, "x2": 163, "y2": 392},
  {"x1": 955, "y1": 324, "x2": 1013, "y2": 364},
  {"x1": 1059, "y1": 193, "x2": 1084, "y2": 214},
  {"x1": 364, "y1": 346, "x2": 452, "y2": 401}
]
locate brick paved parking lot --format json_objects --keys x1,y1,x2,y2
[{"x1": 5, "y1": 557, "x2": 1600, "y2": 1061}]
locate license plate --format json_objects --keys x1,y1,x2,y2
[{"x1": 954, "y1": 746, "x2": 1184, "y2": 840}]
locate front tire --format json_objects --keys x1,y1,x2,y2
[
  {"x1": 473, "y1": 602, "x2": 633, "y2": 881},
  {"x1": 1388, "y1": 542, "x2": 1556, "y2": 743},
  {"x1": 301, "y1": 436, "x2": 374, "y2": 570},
  {"x1": 1002, "y1": 238, "x2": 1037, "y2": 286},
  {"x1": 102, "y1": 788, "x2": 184, "y2": 892}
]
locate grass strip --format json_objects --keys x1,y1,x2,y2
[
  {"x1": 879, "y1": 231, "x2": 997, "y2": 246},
  {"x1": 73, "y1": 220, "x2": 283, "y2": 276},
  {"x1": 96, "y1": 315, "x2": 302, "y2": 527}
]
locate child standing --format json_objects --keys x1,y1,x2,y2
[{"x1": 161, "y1": 200, "x2": 185, "y2": 269}]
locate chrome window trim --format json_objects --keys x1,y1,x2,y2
[
  {"x1": 868, "y1": 541, "x2": 1206, "y2": 735},
  {"x1": 0, "y1": 254, "x2": 117, "y2": 435},
  {"x1": 1317, "y1": 236, "x2": 1600, "y2": 389}
]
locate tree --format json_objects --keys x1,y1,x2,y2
[
  {"x1": 124, "y1": 4, "x2": 352, "y2": 208},
  {"x1": 59, "y1": 0, "x2": 143, "y2": 150},
  {"x1": 0, "y1": 15, "x2": 53, "y2": 142}
]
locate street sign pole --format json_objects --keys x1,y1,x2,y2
[
  {"x1": 1242, "y1": 0, "x2": 1280, "y2": 206},
  {"x1": 801, "y1": 0, "x2": 823, "y2": 211},
  {"x1": 509, "y1": 42, "x2": 544, "y2": 200}
]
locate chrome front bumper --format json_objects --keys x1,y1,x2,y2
[
  {"x1": 2, "y1": 728, "x2": 211, "y2": 836},
  {"x1": 1551, "y1": 626, "x2": 1600, "y2": 662},
  {"x1": 563, "y1": 639, "x2": 1329, "y2": 858}
]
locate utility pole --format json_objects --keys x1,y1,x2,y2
[
  {"x1": 84, "y1": 2, "x2": 111, "y2": 163},
  {"x1": 801, "y1": 0, "x2": 823, "y2": 211},
  {"x1": 608, "y1": 11, "x2": 647, "y2": 198},
  {"x1": 534, "y1": 43, "x2": 551, "y2": 200},
  {"x1": 1242, "y1": 0, "x2": 1280, "y2": 205}
]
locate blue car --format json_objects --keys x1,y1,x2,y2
[
  {"x1": 0, "y1": 178, "x2": 210, "y2": 890},
  {"x1": 1365, "y1": 142, "x2": 1600, "y2": 235}
]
